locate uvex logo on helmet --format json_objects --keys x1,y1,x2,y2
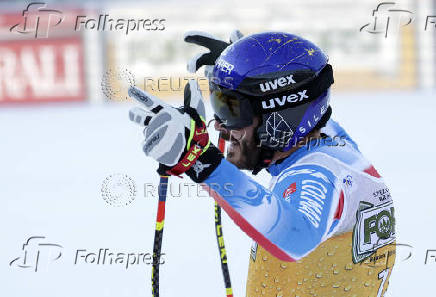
[
  {"x1": 261, "y1": 90, "x2": 309, "y2": 109},
  {"x1": 259, "y1": 75, "x2": 296, "y2": 92}
]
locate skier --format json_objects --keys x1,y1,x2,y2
[{"x1": 129, "y1": 31, "x2": 396, "y2": 297}]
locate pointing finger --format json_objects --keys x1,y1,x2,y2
[{"x1": 128, "y1": 86, "x2": 168, "y2": 113}]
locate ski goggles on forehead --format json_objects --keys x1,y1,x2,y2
[{"x1": 209, "y1": 85, "x2": 255, "y2": 130}]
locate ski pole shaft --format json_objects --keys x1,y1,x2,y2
[
  {"x1": 215, "y1": 135, "x2": 233, "y2": 297},
  {"x1": 151, "y1": 175, "x2": 169, "y2": 297}
]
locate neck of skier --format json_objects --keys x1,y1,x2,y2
[{"x1": 272, "y1": 129, "x2": 322, "y2": 163}]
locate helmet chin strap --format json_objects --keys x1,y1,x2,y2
[
  {"x1": 251, "y1": 116, "x2": 275, "y2": 175},
  {"x1": 251, "y1": 122, "x2": 275, "y2": 175},
  {"x1": 251, "y1": 105, "x2": 333, "y2": 175},
  {"x1": 252, "y1": 146, "x2": 275, "y2": 175}
]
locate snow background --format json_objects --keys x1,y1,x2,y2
[{"x1": 1, "y1": 89, "x2": 436, "y2": 297}]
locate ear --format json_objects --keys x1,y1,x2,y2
[{"x1": 184, "y1": 80, "x2": 206, "y2": 120}]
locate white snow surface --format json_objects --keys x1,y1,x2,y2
[{"x1": 1, "y1": 89, "x2": 436, "y2": 297}]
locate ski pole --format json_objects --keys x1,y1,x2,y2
[
  {"x1": 150, "y1": 138, "x2": 231, "y2": 297},
  {"x1": 151, "y1": 175, "x2": 169, "y2": 297},
  {"x1": 215, "y1": 135, "x2": 233, "y2": 297}
]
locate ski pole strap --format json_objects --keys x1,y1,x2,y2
[{"x1": 166, "y1": 119, "x2": 210, "y2": 176}]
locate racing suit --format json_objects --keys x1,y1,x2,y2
[{"x1": 202, "y1": 119, "x2": 396, "y2": 297}]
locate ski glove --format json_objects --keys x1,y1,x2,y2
[
  {"x1": 184, "y1": 30, "x2": 243, "y2": 74},
  {"x1": 128, "y1": 80, "x2": 223, "y2": 182}
]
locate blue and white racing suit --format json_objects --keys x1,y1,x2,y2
[{"x1": 203, "y1": 119, "x2": 396, "y2": 297}]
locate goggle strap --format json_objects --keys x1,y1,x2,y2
[{"x1": 251, "y1": 64, "x2": 334, "y2": 114}]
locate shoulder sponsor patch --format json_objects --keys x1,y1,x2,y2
[{"x1": 352, "y1": 201, "x2": 396, "y2": 263}]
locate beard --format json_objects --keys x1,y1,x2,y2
[{"x1": 226, "y1": 135, "x2": 261, "y2": 170}]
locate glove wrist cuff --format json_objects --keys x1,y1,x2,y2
[{"x1": 185, "y1": 143, "x2": 223, "y2": 183}]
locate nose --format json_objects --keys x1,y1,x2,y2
[
  {"x1": 214, "y1": 120, "x2": 227, "y2": 133},
  {"x1": 214, "y1": 119, "x2": 231, "y2": 140},
  {"x1": 214, "y1": 120, "x2": 246, "y2": 142}
]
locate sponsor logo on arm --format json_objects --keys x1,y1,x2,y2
[
  {"x1": 282, "y1": 182, "x2": 297, "y2": 201},
  {"x1": 352, "y1": 201, "x2": 396, "y2": 263},
  {"x1": 278, "y1": 167, "x2": 333, "y2": 229}
]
